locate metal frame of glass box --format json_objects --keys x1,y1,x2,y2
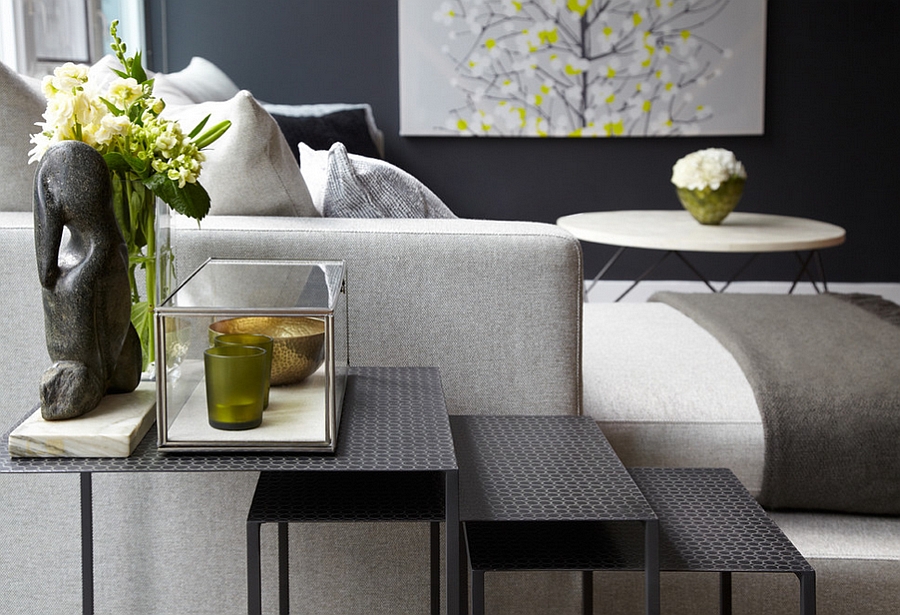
[{"x1": 154, "y1": 258, "x2": 348, "y2": 453}]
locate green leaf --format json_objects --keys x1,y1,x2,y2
[
  {"x1": 145, "y1": 175, "x2": 211, "y2": 221},
  {"x1": 111, "y1": 68, "x2": 129, "y2": 80},
  {"x1": 131, "y1": 51, "x2": 148, "y2": 83},
  {"x1": 99, "y1": 97, "x2": 124, "y2": 116},
  {"x1": 131, "y1": 300, "x2": 154, "y2": 371},
  {"x1": 103, "y1": 152, "x2": 149, "y2": 177},
  {"x1": 188, "y1": 114, "x2": 210, "y2": 139},
  {"x1": 193, "y1": 120, "x2": 232, "y2": 150}
]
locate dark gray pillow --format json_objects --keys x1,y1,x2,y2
[
  {"x1": 271, "y1": 109, "x2": 382, "y2": 165},
  {"x1": 322, "y1": 143, "x2": 456, "y2": 219}
]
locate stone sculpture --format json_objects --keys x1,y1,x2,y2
[{"x1": 34, "y1": 141, "x2": 142, "y2": 420}]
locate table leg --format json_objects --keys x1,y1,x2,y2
[
  {"x1": 614, "y1": 251, "x2": 675, "y2": 302},
  {"x1": 585, "y1": 246, "x2": 627, "y2": 301},
  {"x1": 471, "y1": 570, "x2": 485, "y2": 615},
  {"x1": 717, "y1": 253, "x2": 760, "y2": 293},
  {"x1": 431, "y1": 522, "x2": 440, "y2": 615},
  {"x1": 798, "y1": 571, "x2": 816, "y2": 615},
  {"x1": 815, "y1": 251, "x2": 830, "y2": 293},
  {"x1": 790, "y1": 252, "x2": 820, "y2": 294},
  {"x1": 582, "y1": 570, "x2": 593, "y2": 615},
  {"x1": 279, "y1": 523, "x2": 289, "y2": 615},
  {"x1": 672, "y1": 252, "x2": 719, "y2": 293},
  {"x1": 459, "y1": 522, "x2": 469, "y2": 615},
  {"x1": 719, "y1": 571, "x2": 732, "y2": 615},
  {"x1": 246, "y1": 520, "x2": 262, "y2": 615},
  {"x1": 645, "y1": 519, "x2": 660, "y2": 615},
  {"x1": 446, "y1": 471, "x2": 461, "y2": 615},
  {"x1": 80, "y1": 472, "x2": 94, "y2": 615}
]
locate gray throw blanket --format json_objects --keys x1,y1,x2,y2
[{"x1": 649, "y1": 292, "x2": 900, "y2": 515}]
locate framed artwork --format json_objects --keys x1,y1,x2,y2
[{"x1": 399, "y1": 0, "x2": 767, "y2": 137}]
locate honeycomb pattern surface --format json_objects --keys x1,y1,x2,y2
[
  {"x1": 1, "y1": 367, "x2": 457, "y2": 474},
  {"x1": 630, "y1": 468, "x2": 814, "y2": 573},
  {"x1": 451, "y1": 415, "x2": 655, "y2": 522}
]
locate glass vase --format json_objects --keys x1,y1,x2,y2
[
  {"x1": 676, "y1": 177, "x2": 746, "y2": 225},
  {"x1": 111, "y1": 173, "x2": 175, "y2": 378}
]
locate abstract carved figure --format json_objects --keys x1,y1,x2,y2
[{"x1": 34, "y1": 141, "x2": 142, "y2": 420}]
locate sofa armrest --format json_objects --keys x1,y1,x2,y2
[
  {"x1": 0, "y1": 213, "x2": 49, "y2": 427},
  {"x1": 171, "y1": 215, "x2": 583, "y2": 416}
]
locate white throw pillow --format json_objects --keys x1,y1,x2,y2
[
  {"x1": 153, "y1": 57, "x2": 240, "y2": 104},
  {"x1": 320, "y1": 142, "x2": 456, "y2": 219},
  {"x1": 0, "y1": 61, "x2": 44, "y2": 212},
  {"x1": 298, "y1": 142, "x2": 329, "y2": 215},
  {"x1": 162, "y1": 91, "x2": 317, "y2": 217}
]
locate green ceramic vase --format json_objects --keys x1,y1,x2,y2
[{"x1": 676, "y1": 177, "x2": 746, "y2": 225}]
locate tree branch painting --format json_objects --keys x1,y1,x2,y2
[{"x1": 400, "y1": 0, "x2": 766, "y2": 137}]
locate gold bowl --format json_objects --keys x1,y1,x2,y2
[{"x1": 209, "y1": 316, "x2": 325, "y2": 385}]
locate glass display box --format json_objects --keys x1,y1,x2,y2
[{"x1": 154, "y1": 258, "x2": 348, "y2": 452}]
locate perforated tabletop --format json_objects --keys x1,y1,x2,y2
[
  {"x1": 1, "y1": 367, "x2": 457, "y2": 474},
  {"x1": 629, "y1": 468, "x2": 814, "y2": 574},
  {"x1": 450, "y1": 415, "x2": 655, "y2": 523}
]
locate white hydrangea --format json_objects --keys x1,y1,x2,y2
[{"x1": 671, "y1": 148, "x2": 747, "y2": 191}]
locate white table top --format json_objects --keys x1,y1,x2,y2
[{"x1": 556, "y1": 210, "x2": 846, "y2": 253}]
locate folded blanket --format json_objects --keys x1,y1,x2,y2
[{"x1": 649, "y1": 292, "x2": 900, "y2": 515}]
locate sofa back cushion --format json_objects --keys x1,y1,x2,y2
[
  {"x1": 160, "y1": 91, "x2": 319, "y2": 217},
  {"x1": 0, "y1": 61, "x2": 44, "y2": 212}
]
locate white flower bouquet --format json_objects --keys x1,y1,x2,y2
[
  {"x1": 671, "y1": 148, "x2": 747, "y2": 224},
  {"x1": 29, "y1": 20, "x2": 231, "y2": 369}
]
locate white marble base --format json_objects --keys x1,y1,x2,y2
[{"x1": 8, "y1": 382, "x2": 156, "y2": 457}]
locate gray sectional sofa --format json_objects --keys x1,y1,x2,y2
[{"x1": 3, "y1": 56, "x2": 899, "y2": 614}]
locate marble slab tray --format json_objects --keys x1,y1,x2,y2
[{"x1": 7, "y1": 382, "x2": 156, "y2": 458}]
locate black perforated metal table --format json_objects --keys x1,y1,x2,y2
[
  {"x1": 450, "y1": 415, "x2": 660, "y2": 615},
  {"x1": 629, "y1": 468, "x2": 816, "y2": 615},
  {"x1": 245, "y1": 367, "x2": 459, "y2": 615},
  {"x1": 1, "y1": 367, "x2": 461, "y2": 615}
]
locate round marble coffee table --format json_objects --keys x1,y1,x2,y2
[{"x1": 556, "y1": 210, "x2": 846, "y2": 301}]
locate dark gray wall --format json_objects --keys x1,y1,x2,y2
[{"x1": 146, "y1": 0, "x2": 899, "y2": 283}]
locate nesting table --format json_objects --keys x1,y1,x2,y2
[
  {"x1": 451, "y1": 415, "x2": 660, "y2": 614},
  {"x1": 557, "y1": 210, "x2": 846, "y2": 301},
  {"x1": 3, "y1": 370, "x2": 815, "y2": 615},
  {"x1": 1, "y1": 367, "x2": 461, "y2": 615},
  {"x1": 245, "y1": 367, "x2": 459, "y2": 615},
  {"x1": 451, "y1": 416, "x2": 815, "y2": 615}
]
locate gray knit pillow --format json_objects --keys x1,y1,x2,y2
[{"x1": 322, "y1": 142, "x2": 456, "y2": 218}]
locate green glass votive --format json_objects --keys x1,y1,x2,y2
[
  {"x1": 203, "y1": 345, "x2": 267, "y2": 430},
  {"x1": 214, "y1": 333, "x2": 274, "y2": 409}
]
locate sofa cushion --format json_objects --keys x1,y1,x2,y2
[
  {"x1": 152, "y1": 56, "x2": 240, "y2": 104},
  {"x1": 162, "y1": 91, "x2": 317, "y2": 217},
  {"x1": 0, "y1": 61, "x2": 44, "y2": 212},
  {"x1": 264, "y1": 102, "x2": 385, "y2": 158},
  {"x1": 271, "y1": 108, "x2": 382, "y2": 165},
  {"x1": 298, "y1": 143, "x2": 329, "y2": 214},
  {"x1": 311, "y1": 142, "x2": 456, "y2": 219},
  {"x1": 581, "y1": 302, "x2": 765, "y2": 496}
]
